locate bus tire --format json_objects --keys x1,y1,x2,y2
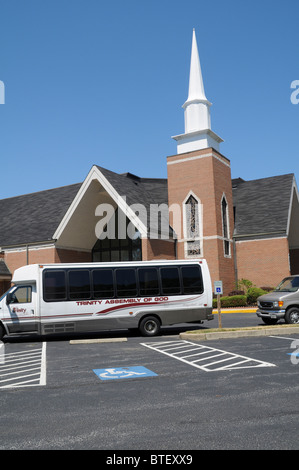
[{"x1": 139, "y1": 316, "x2": 161, "y2": 337}]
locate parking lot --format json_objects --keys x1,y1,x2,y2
[{"x1": 1, "y1": 312, "x2": 299, "y2": 451}]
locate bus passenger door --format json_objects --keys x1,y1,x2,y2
[{"x1": 5, "y1": 285, "x2": 38, "y2": 334}]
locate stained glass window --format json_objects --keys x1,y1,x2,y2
[
  {"x1": 185, "y1": 195, "x2": 201, "y2": 256},
  {"x1": 221, "y1": 196, "x2": 230, "y2": 256}
]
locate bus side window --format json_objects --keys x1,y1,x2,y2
[
  {"x1": 160, "y1": 267, "x2": 181, "y2": 295},
  {"x1": 92, "y1": 269, "x2": 114, "y2": 298},
  {"x1": 138, "y1": 268, "x2": 159, "y2": 296},
  {"x1": 68, "y1": 270, "x2": 91, "y2": 300},
  {"x1": 115, "y1": 269, "x2": 137, "y2": 297},
  {"x1": 181, "y1": 265, "x2": 203, "y2": 294},
  {"x1": 44, "y1": 270, "x2": 67, "y2": 301}
]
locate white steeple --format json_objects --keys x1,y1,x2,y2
[{"x1": 172, "y1": 29, "x2": 223, "y2": 154}]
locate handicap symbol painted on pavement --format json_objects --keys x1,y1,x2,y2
[{"x1": 93, "y1": 366, "x2": 158, "y2": 381}]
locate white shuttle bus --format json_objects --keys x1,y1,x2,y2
[{"x1": 0, "y1": 259, "x2": 213, "y2": 339}]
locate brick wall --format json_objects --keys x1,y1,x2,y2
[
  {"x1": 4, "y1": 246, "x2": 56, "y2": 276},
  {"x1": 235, "y1": 237, "x2": 290, "y2": 288},
  {"x1": 142, "y1": 238, "x2": 176, "y2": 260},
  {"x1": 167, "y1": 147, "x2": 235, "y2": 293},
  {"x1": 4, "y1": 246, "x2": 91, "y2": 282}
]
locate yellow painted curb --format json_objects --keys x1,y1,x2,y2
[{"x1": 212, "y1": 308, "x2": 257, "y2": 314}]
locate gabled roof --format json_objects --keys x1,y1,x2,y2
[
  {"x1": 96, "y1": 166, "x2": 169, "y2": 234},
  {"x1": 233, "y1": 173, "x2": 295, "y2": 239},
  {"x1": 0, "y1": 166, "x2": 169, "y2": 249},
  {"x1": 97, "y1": 166, "x2": 173, "y2": 237},
  {"x1": 0, "y1": 166, "x2": 296, "y2": 248},
  {"x1": 0, "y1": 183, "x2": 82, "y2": 247},
  {"x1": 53, "y1": 165, "x2": 170, "y2": 249},
  {"x1": 97, "y1": 166, "x2": 168, "y2": 209}
]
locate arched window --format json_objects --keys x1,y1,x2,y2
[
  {"x1": 221, "y1": 195, "x2": 230, "y2": 256},
  {"x1": 184, "y1": 194, "x2": 201, "y2": 257}
]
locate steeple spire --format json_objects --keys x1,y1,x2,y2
[
  {"x1": 183, "y1": 29, "x2": 211, "y2": 133},
  {"x1": 185, "y1": 29, "x2": 208, "y2": 104},
  {"x1": 172, "y1": 29, "x2": 223, "y2": 154}
]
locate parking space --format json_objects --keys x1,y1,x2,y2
[
  {"x1": 0, "y1": 342, "x2": 46, "y2": 388},
  {"x1": 1, "y1": 324, "x2": 299, "y2": 387},
  {"x1": 141, "y1": 339, "x2": 276, "y2": 371},
  {"x1": 1, "y1": 324, "x2": 299, "y2": 450},
  {"x1": 1, "y1": 328, "x2": 299, "y2": 388}
]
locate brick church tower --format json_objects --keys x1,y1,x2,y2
[{"x1": 167, "y1": 30, "x2": 235, "y2": 294}]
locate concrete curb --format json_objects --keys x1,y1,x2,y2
[
  {"x1": 70, "y1": 338, "x2": 128, "y2": 344},
  {"x1": 180, "y1": 326, "x2": 299, "y2": 341}
]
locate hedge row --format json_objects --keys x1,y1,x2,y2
[{"x1": 213, "y1": 287, "x2": 269, "y2": 308}]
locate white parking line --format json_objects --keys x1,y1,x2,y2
[
  {"x1": 0, "y1": 342, "x2": 47, "y2": 388},
  {"x1": 269, "y1": 336, "x2": 297, "y2": 341},
  {"x1": 141, "y1": 340, "x2": 275, "y2": 372}
]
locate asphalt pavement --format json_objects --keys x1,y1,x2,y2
[{"x1": 1, "y1": 311, "x2": 299, "y2": 452}]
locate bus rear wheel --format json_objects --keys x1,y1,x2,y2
[{"x1": 139, "y1": 316, "x2": 161, "y2": 337}]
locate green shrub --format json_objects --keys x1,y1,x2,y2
[
  {"x1": 246, "y1": 287, "x2": 268, "y2": 305},
  {"x1": 213, "y1": 295, "x2": 247, "y2": 308},
  {"x1": 237, "y1": 279, "x2": 255, "y2": 293}
]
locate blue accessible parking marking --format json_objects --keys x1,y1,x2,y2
[{"x1": 93, "y1": 366, "x2": 157, "y2": 381}]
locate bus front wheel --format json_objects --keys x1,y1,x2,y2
[{"x1": 139, "y1": 316, "x2": 161, "y2": 337}]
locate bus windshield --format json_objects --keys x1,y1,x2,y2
[{"x1": 275, "y1": 277, "x2": 299, "y2": 292}]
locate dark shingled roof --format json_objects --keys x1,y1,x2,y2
[
  {"x1": 96, "y1": 166, "x2": 169, "y2": 234},
  {"x1": 233, "y1": 173, "x2": 294, "y2": 239},
  {"x1": 0, "y1": 167, "x2": 169, "y2": 247},
  {"x1": 97, "y1": 167, "x2": 168, "y2": 208},
  {"x1": 0, "y1": 183, "x2": 82, "y2": 246},
  {"x1": 0, "y1": 165, "x2": 294, "y2": 248}
]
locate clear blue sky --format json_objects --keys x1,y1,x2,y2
[{"x1": 0, "y1": 0, "x2": 298, "y2": 199}]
